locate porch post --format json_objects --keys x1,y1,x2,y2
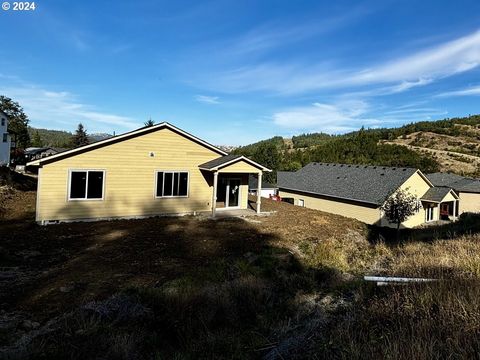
[
  {"x1": 256, "y1": 172, "x2": 262, "y2": 214},
  {"x1": 212, "y1": 171, "x2": 218, "y2": 218},
  {"x1": 452, "y1": 200, "x2": 456, "y2": 221}
]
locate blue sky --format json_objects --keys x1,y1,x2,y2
[{"x1": 1, "y1": 0, "x2": 480, "y2": 145}]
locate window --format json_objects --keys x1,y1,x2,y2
[
  {"x1": 298, "y1": 199, "x2": 305, "y2": 207},
  {"x1": 2, "y1": 133, "x2": 7, "y2": 143},
  {"x1": 426, "y1": 206, "x2": 434, "y2": 222},
  {"x1": 1, "y1": 118, "x2": 5, "y2": 126},
  {"x1": 69, "y1": 170, "x2": 105, "y2": 200},
  {"x1": 156, "y1": 171, "x2": 188, "y2": 197}
]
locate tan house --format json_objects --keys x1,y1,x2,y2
[
  {"x1": 426, "y1": 172, "x2": 480, "y2": 214},
  {"x1": 27, "y1": 123, "x2": 270, "y2": 224},
  {"x1": 278, "y1": 163, "x2": 460, "y2": 228}
]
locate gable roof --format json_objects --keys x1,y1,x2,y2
[
  {"x1": 421, "y1": 186, "x2": 458, "y2": 202},
  {"x1": 248, "y1": 174, "x2": 277, "y2": 190},
  {"x1": 198, "y1": 154, "x2": 271, "y2": 171},
  {"x1": 277, "y1": 162, "x2": 424, "y2": 206},
  {"x1": 427, "y1": 172, "x2": 480, "y2": 193},
  {"x1": 27, "y1": 122, "x2": 228, "y2": 167}
]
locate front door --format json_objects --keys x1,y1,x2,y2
[{"x1": 226, "y1": 178, "x2": 241, "y2": 208}]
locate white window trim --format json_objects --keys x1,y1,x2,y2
[
  {"x1": 298, "y1": 199, "x2": 305, "y2": 207},
  {"x1": 425, "y1": 206, "x2": 435, "y2": 222},
  {"x1": 67, "y1": 169, "x2": 106, "y2": 201},
  {"x1": 154, "y1": 170, "x2": 190, "y2": 199}
]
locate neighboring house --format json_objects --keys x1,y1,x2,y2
[
  {"x1": 278, "y1": 162, "x2": 459, "y2": 228},
  {"x1": 248, "y1": 174, "x2": 277, "y2": 198},
  {"x1": 24, "y1": 147, "x2": 66, "y2": 162},
  {"x1": 0, "y1": 110, "x2": 11, "y2": 166},
  {"x1": 27, "y1": 122, "x2": 270, "y2": 224},
  {"x1": 427, "y1": 172, "x2": 480, "y2": 214}
]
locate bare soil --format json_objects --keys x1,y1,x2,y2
[{"x1": 0, "y1": 189, "x2": 366, "y2": 321}]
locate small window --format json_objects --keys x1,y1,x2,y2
[
  {"x1": 156, "y1": 171, "x2": 189, "y2": 197},
  {"x1": 69, "y1": 170, "x2": 104, "y2": 200},
  {"x1": 1, "y1": 118, "x2": 5, "y2": 126},
  {"x1": 298, "y1": 199, "x2": 305, "y2": 207},
  {"x1": 2, "y1": 133, "x2": 7, "y2": 143}
]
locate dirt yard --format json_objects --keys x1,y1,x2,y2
[
  {"x1": 2, "y1": 182, "x2": 480, "y2": 359},
  {"x1": 0, "y1": 188, "x2": 365, "y2": 320}
]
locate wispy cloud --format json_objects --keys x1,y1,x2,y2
[
  {"x1": 200, "y1": 29, "x2": 480, "y2": 95},
  {"x1": 194, "y1": 94, "x2": 220, "y2": 104},
  {"x1": 272, "y1": 100, "x2": 381, "y2": 133},
  {"x1": 227, "y1": 9, "x2": 367, "y2": 58},
  {"x1": 436, "y1": 85, "x2": 480, "y2": 97},
  {"x1": 0, "y1": 78, "x2": 139, "y2": 132}
]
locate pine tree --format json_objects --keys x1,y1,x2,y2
[
  {"x1": 144, "y1": 118, "x2": 155, "y2": 127},
  {"x1": 72, "y1": 123, "x2": 89, "y2": 147},
  {"x1": 31, "y1": 130, "x2": 43, "y2": 147}
]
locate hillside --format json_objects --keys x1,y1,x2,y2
[
  {"x1": 27, "y1": 127, "x2": 112, "y2": 149},
  {"x1": 382, "y1": 125, "x2": 480, "y2": 176},
  {"x1": 233, "y1": 115, "x2": 480, "y2": 180}
]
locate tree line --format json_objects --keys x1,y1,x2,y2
[{"x1": 233, "y1": 126, "x2": 444, "y2": 184}]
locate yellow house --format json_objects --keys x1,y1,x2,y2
[
  {"x1": 278, "y1": 163, "x2": 460, "y2": 228},
  {"x1": 27, "y1": 123, "x2": 270, "y2": 224},
  {"x1": 426, "y1": 172, "x2": 480, "y2": 214}
]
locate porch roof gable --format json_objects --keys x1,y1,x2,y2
[
  {"x1": 421, "y1": 186, "x2": 459, "y2": 203},
  {"x1": 199, "y1": 154, "x2": 271, "y2": 172}
]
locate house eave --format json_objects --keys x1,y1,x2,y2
[{"x1": 278, "y1": 186, "x2": 381, "y2": 206}]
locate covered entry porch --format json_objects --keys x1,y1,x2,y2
[
  {"x1": 421, "y1": 187, "x2": 459, "y2": 223},
  {"x1": 199, "y1": 154, "x2": 271, "y2": 217}
]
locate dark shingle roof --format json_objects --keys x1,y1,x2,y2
[
  {"x1": 198, "y1": 154, "x2": 243, "y2": 170},
  {"x1": 248, "y1": 174, "x2": 276, "y2": 190},
  {"x1": 277, "y1": 163, "x2": 419, "y2": 205},
  {"x1": 427, "y1": 172, "x2": 480, "y2": 193},
  {"x1": 421, "y1": 187, "x2": 455, "y2": 202}
]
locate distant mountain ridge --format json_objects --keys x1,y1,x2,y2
[{"x1": 28, "y1": 127, "x2": 113, "y2": 149}]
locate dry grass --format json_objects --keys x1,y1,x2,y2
[
  {"x1": 2, "y1": 192, "x2": 480, "y2": 359},
  {"x1": 317, "y1": 281, "x2": 480, "y2": 359}
]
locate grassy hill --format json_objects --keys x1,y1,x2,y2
[{"x1": 233, "y1": 115, "x2": 480, "y2": 180}]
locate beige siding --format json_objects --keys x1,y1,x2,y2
[
  {"x1": 394, "y1": 171, "x2": 433, "y2": 228},
  {"x1": 239, "y1": 174, "x2": 249, "y2": 209},
  {"x1": 459, "y1": 192, "x2": 480, "y2": 214},
  {"x1": 278, "y1": 189, "x2": 381, "y2": 225},
  {"x1": 37, "y1": 128, "x2": 225, "y2": 222},
  {"x1": 459, "y1": 192, "x2": 480, "y2": 213},
  {"x1": 218, "y1": 160, "x2": 261, "y2": 173},
  {"x1": 280, "y1": 171, "x2": 435, "y2": 228}
]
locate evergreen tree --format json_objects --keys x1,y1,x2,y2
[
  {"x1": 0, "y1": 95, "x2": 30, "y2": 148},
  {"x1": 144, "y1": 118, "x2": 155, "y2": 127},
  {"x1": 72, "y1": 123, "x2": 89, "y2": 147},
  {"x1": 31, "y1": 130, "x2": 43, "y2": 147}
]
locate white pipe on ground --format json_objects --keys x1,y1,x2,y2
[{"x1": 364, "y1": 276, "x2": 437, "y2": 286}]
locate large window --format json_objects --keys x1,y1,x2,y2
[
  {"x1": 156, "y1": 171, "x2": 188, "y2": 197},
  {"x1": 2, "y1": 133, "x2": 7, "y2": 143},
  {"x1": 69, "y1": 170, "x2": 105, "y2": 200}
]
